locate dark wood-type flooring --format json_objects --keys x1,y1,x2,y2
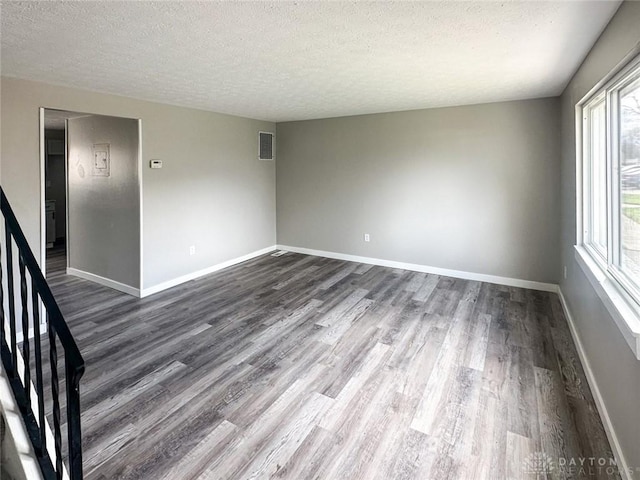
[{"x1": 42, "y1": 247, "x2": 617, "y2": 479}]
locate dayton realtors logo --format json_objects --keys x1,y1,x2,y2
[
  {"x1": 523, "y1": 452, "x2": 633, "y2": 477},
  {"x1": 522, "y1": 452, "x2": 555, "y2": 477}
]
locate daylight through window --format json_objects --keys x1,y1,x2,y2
[{"x1": 581, "y1": 56, "x2": 640, "y2": 302}]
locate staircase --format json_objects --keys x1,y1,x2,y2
[
  {"x1": 0, "y1": 413, "x2": 18, "y2": 480},
  {"x1": 0, "y1": 187, "x2": 85, "y2": 480}
]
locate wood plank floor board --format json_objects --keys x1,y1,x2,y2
[
  {"x1": 83, "y1": 362, "x2": 257, "y2": 475},
  {"x1": 365, "y1": 390, "x2": 417, "y2": 480},
  {"x1": 462, "y1": 312, "x2": 492, "y2": 371},
  {"x1": 390, "y1": 427, "x2": 440, "y2": 480},
  {"x1": 466, "y1": 388, "x2": 501, "y2": 479},
  {"x1": 31, "y1": 247, "x2": 619, "y2": 479},
  {"x1": 317, "y1": 324, "x2": 383, "y2": 399},
  {"x1": 411, "y1": 273, "x2": 440, "y2": 303},
  {"x1": 321, "y1": 370, "x2": 401, "y2": 480},
  {"x1": 271, "y1": 425, "x2": 338, "y2": 479},
  {"x1": 226, "y1": 341, "x2": 329, "y2": 430},
  {"x1": 404, "y1": 271, "x2": 426, "y2": 293},
  {"x1": 160, "y1": 419, "x2": 239, "y2": 480},
  {"x1": 82, "y1": 360, "x2": 188, "y2": 432},
  {"x1": 198, "y1": 365, "x2": 329, "y2": 480},
  {"x1": 395, "y1": 325, "x2": 446, "y2": 402},
  {"x1": 428, "y1": 365, "x2": 483, "y2": 480},
  {"x1": 82, "y1": 383, "x2": 169, "y2": 454},
  {"x1": 236, "y1": 391, "x2": 334, "y2": 480},
  {"x1": 506, "y1": 431, "x2": 535, "y2": 480},
  {"x1": 318, "y1": 262, "x2": 359, "y2": 290},
  {"x1": 385, "y1": 306, "x2": 430, "y2": 370}
]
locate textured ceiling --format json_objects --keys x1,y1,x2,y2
[{"x1": 1, "y1": 1, "x2": 621, "y2": 122}]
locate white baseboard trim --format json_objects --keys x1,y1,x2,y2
[
  {"x1": 277, "y1": 245, "x2": 558, "y2": 292},
  {"x1": 557, "y1": 288, "x2": 630, "y2": 480},
  {"x1": 140, "y1": 245, "x2": 277, "y2": 298},
  {"x1": 67, "y1": 268, "x2": 141, "y2": 297}
]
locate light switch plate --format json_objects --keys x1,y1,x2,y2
[
  {"x1": 92, "y1": 143, "x2": 110, "y2": 177},
  {"x1": 150, "y1": 159, "x2": 162, "y2": 169}
]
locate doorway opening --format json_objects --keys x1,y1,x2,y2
[
  {"x1": 42, "y1": 110, "x2": 79, "y2": 279},
  {"x1": 40, "y1": 108, "x2": 143, "y2": 296}
]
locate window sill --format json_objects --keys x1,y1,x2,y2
[{"x1": 574, "y1": 245, "x2": 640, "y2": 360}]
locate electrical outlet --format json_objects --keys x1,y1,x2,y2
[
  {"x1": 364, "y1": 233, "x2": 370, "y2": 242},
  {"x1": 189, "y1": 245, "x2": 196, "y2": 256},
  {"x1": 563, "y1": 266, "x2": 567, "y2": 279}
]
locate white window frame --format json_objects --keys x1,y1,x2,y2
[
  {"x1": 576, "y1": 50, "x2": 640, "y2": 361},
  {"x1": 582, "y1": 92, "x2": 607, "y2": 263}
]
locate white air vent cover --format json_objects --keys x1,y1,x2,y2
[{"x1": 259, "y1": 131, "x2": 274, "y2": 161}]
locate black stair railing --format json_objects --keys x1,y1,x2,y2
[{"x1": 1, "y1": 187, "x2": 85, "y2": 480}]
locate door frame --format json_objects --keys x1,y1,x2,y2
[{"x1": 38, "y1": 108, "x2": 144, "y2": 294}]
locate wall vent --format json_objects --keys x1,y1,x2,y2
[{"x1": 259, "y1": 132, "x2": 274, "y2": 161}]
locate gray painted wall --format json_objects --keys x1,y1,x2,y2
[
  {"x1": 559, "y1": 1, "x2": 640, "y2": 471},
  {"x1": 67, "y1": 115, "x2": 140, "y2": 288},
  {"x1": 0, "y1": 77, "x2": 276, "y2": 290},
  {"x1": 277, "y1": 98, "x2": 561, "y2": 284}
]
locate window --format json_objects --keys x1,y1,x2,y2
[
  {"x1": 582, "y1": 57, "x2": 640, "y2": 290},
  {"x1": 578, "y1": 53, "x2": 640, "y2": 359},
  {"x1": 618, "y1": 75, "x2": 640, "y2": 293},
  {"x1": 583, "y1": 93, "x2": 607, "y2": 260}
]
